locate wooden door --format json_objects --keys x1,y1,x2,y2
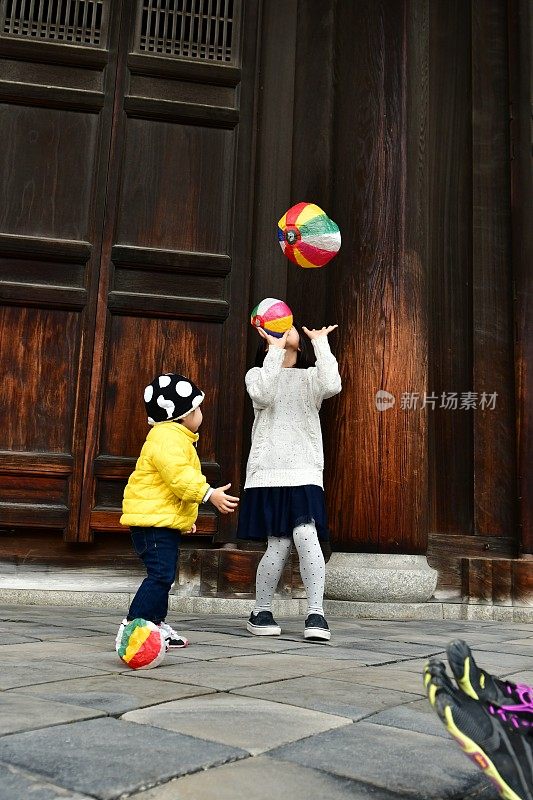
[
  {"x1": 78, "y1": 0, "x2": 259, "y2": 541},
  {"x1": 0, "y1": 1, "x2": 123, "y2": 539},
  {"x1": 0, "y1": 0, "x2": 259, "y2": 544}
]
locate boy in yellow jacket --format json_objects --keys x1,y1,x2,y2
[{"x1": 119, "y1": 372, "x2": 239, "y2": 648}]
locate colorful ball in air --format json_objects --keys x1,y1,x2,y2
[
  {"x1": 278, "y1": 202, "x2": 341, "y2": 268},
  {"x1": 115, "y1": 618, "x2": 167, "y2": 670},
  {"x1": 250, "y1": 298, "x2": 293, "y2": 338}
]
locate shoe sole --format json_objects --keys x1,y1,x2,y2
[
  {"x1": 425, "y1": 665, "x2": 525, "y2": 800},
  {"x1": 304, "y1": 627, "x2": 331, "y2": 641},
  {"x1": 246, "y1": 622, "x2": 281, "y2": 636},
  {"x1": 447, "y1": 639, "x2": 481, "y2": 700},
  {"x1": 166, "y1": 640, "x2": 189, "y2": 649},
  {"x1": 438, "y1": 697, "x2": 523, "y2": 800}
]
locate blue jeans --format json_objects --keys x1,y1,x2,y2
[{"x1": 127, "y1": 527, "x2": 181, "y2": 624}]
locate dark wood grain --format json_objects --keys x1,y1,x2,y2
[
  {"x1": 471, "y1": 0, "x2": 516, "y2": 538},
  {"x1": 427, "y1": 0, "x2": 474, "y2": 539},
  {"x1": 508, "y1": 0, "x2": 533, "y2": 554},
  {"x1": 325, "y1": 0, "x2": 429, "y2": 553}
]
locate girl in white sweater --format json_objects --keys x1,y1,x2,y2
[{"x1": 236, "y1": 323, "x2": 341, "y2": 641}]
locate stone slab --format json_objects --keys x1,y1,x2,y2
[
  {"x1": 130, "y1": 755, "x2": 403, "y2": 800},
  {"x1": 268, "y1": 720, "x2": 490, "y2": 798},
  {"x1": 10, "y1": 674, "x2": 215, "y2": 715},
  {"x1": 162, "y1": 643, "x2": 265, "y2": 660},
  {"x1": 366, "y1": 698, "x2": 449, "y2": 739},
  {"x1": 124, "y1": 693, "x2": 350, "y2": 755},
  {"x1": 233, "y1": 675, "x2": 420, "y2": 719},
  {"x1": 323, "y1": 600, "x2": 444, "y2": 621},
  {"x1": 137, "y1": 653, "x2": 350, "y2": 691},
  {"x1": 283, "y1": 644, "x2": 435, "y2": 665},
  {"x1": 0, "y1": 692, "x2": 104, "y2": 735},
  {"x1": 0, "y1": 660, "x2": 110, "y2": 691},
  {"x1": 0, "y1": 762, "x2": 92, "y2": 800},
  {"x1": 0, "y1": 717, "x2": 247, "y2": 800},
  {"x1": 320, "y1": 665, "x2": 425, "y2": 695}
]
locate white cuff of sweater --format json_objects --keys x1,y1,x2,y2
[
  {"x1": 202, "y1": 487, "x2": 214, "y2": 503},
  {"x1": 312, "y1": 337, "x2": 333, "y2": 354}
]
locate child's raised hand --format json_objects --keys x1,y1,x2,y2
[
  {"x1": 302, "y1": 325, "x2": 338, "y2": 340},
  {"x1": 257, "y1": 327, "x2": 290, "y2": 349},
  {"x1": 209, "y1": 483, "x2": 240, "y2": 514}
]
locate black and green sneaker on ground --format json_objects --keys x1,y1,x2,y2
[
  {"x1": 447, "y1": 639, "x2": 533, "y2": 716},
  {"x1": 424, "y1": 657, "x2": 533, "y2": 800}
]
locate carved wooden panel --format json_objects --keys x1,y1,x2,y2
[
  {"x1": 1, "y1": 0, "x2": 107, "y2": 47},
  {"x1": 134, "y1": 0, "x2": 240, "y2": 64}
]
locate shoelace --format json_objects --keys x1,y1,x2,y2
[{"x1": 488, "y1": 702, "x2": 533, "y2": 731}]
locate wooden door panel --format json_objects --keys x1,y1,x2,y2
[
  {"x1": 0, "y1": 306, "x2": 79, "y2": 451},
  {"x1": 0, "y1": 0, "x2": 122, "y2": 536},
  {"x1": 117, "y1": 119, "x2": 235, "y2": 253},
  {"x1": 0, "y1": 105, "x2": 98, "y2": 239},
  {"x1": 99, "y1": 315, "x2": 222, "y2": 459},
  {"x1": 81, "y1": 0, "x2": 259, "y2": 540}
]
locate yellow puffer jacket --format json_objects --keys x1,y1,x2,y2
[{"x1": 120, "y1": 421, "x2": 210, "y2": 531}]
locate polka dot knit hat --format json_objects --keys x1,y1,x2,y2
[{"x1": 144, "y1": 373, "x2": 204, "y2": 425}]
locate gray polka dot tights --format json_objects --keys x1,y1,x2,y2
[{"x1": 253, "y1": 522, "x2": 325, "y2": 616}]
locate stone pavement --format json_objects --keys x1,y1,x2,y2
[{"x1": 1, "y1": 606, "x2": 533, "y2": 800}]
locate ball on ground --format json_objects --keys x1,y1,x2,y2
[{"x1": 115, "y1": 618, "x2": 167, "y2": 670}]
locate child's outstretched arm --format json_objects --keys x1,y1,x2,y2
[
  {"x1": 304, "y1": 325, "x2": 342, "y2": 406},
  {"x1": 245, "y1": 328, "x2": 288, "y2": 409}
]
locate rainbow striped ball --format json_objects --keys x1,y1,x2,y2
[
  {"x1": 115, "y1": 618, "x2": 167, "y2": 670},
  {"x1": 250, "y1": 298, "x2": 293, "y2": 338},
  {"x1": 278, "y1": 202, "x2": 341, "y2": 268}
]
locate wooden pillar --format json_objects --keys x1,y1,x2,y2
[
  {"x1": 325, "y1": 0, "x2": 429, "y2": 554},
  {"x1": 471, "y1": 0, "x2": 517, "y2": 542},
  {"x1": 509, "y1": 0, "x2": 533, "y2": 554}
]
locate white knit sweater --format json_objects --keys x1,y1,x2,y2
[{"x1": 244, "y1": 337, "x2": 342, "y2": 489}]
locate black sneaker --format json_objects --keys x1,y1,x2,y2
[
  {"x1": 424, "y1": 658, "x2": 533, "y2": 800},
  {"x1": 304, "y1": 614, "x2": 331, "y2": 642},
  {"x1": 246, "y1": 611, "x2": 281, "y2": 636},
  {"x1": 447, "y1": 639, "x2": 533, "y2": 716}
]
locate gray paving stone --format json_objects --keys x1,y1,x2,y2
[
  {"x1": 0, "y1": 622, "x2": 102, "y2": 641},
  {"x1": 320, "y1": 639, "x2": 447, "y2": 658},
  {"x1": 124, "y1": 693, "x2": 350, "y2": 754},
  {"x1": 320, "y1": 665, "x2": 425, "y2": 695},
  {"x1": 284, "y1": 645, "x2": 426, "y2": 665},
  {"x1": 164, "y1": 643, "x2": 265, "y2": 660},
  {"x1": 0, "y1": 762, "x2": 92, "y2": 800},
  {"x1": 0, "y1": 692, "x2": 104, "y2": 736},
  {"x1": 10, "y1": 674, "x2": 215, "y2": 715},
  {"x1": 0, "y1": 637, "x2": 192, "y2": 674},
  {"x1": 177, "y1": 630, "x2": 309, "y2": 652},
  {"x1": 130, "y1": 755, "x2": 404, "y2": 800},
  {"x1": 366, "y1": 698, "x2": 449, "y2": 739},
  {"x1": 0, "y1": 717, "x2": 247, "y2": 800},
  {"x1": 502, "y1": 670, "x2": 533, "y2": 685},
  {"x1": 233, "y1": 675, "x2": 420, "y2": 719},
  {"x1": 0, "y1": 660, "x2": 110, "y2": 691},
  {"x1": 137, "y1": 653, "x2": 348, "y2": 691},
  {"x1": 474, "y1": 639, "x2": 533, "y2": 658},
  {"x1": 268, "y1": 720, "x2": 491, "y2": 798}
]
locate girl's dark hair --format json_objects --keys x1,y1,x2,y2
[{"x1": 253, "y1": 323, "x2": 316, "y2": 369}]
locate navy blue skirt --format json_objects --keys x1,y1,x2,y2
[{"x1": 236, "y1": 485, "x2": 330, "y2": 542}]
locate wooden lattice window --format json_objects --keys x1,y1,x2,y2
[
  {"x1": 135, "y1": 0, "x2": 240, "y2": 64},
  {"x1": 1, "y1": 0, "x2": 106, "y2": 47}
]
